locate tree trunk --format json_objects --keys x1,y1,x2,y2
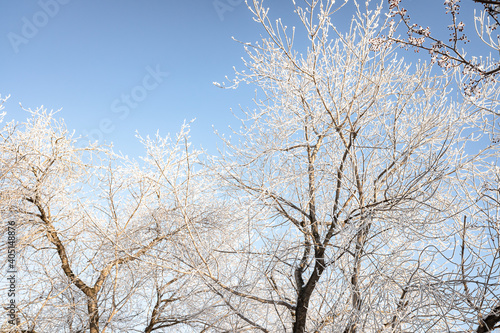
[
  {"x1": 293, "y1": 249, "x2": 326, "y2": 333},
  {"x1": 88, "y1": 296, "x2": 99, "y2": 333},
  {"x1": 477, "y1": 304, "x2": 500, "y2": 333}
]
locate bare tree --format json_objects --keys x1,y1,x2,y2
[
  {"x1": 205, "y1": 0, "x2": 499, "y2": 332},
  {"x1": 0, "y1": 108, "x2": 221, "y2": 332},
  {"x1": 444, "y1": 152, "x2": 500, "y2": 333},
  {"x1": 2, "y1": 1, "x2": 500, "y2": 332},
  {"x1": 380, "y1": 0, "x2": 500, "y2": 95}
]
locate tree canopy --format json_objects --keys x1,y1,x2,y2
[{"x1": 1, "y1": 1, "x2": 500, "y2": 332}]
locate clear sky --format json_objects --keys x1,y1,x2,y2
[{"x1": 0, "y1": 0, "x2": 489, "y2": 157}]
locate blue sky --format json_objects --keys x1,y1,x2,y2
[{"x1": 0, "y1": 0, "x2": 489, "y2": 157}]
